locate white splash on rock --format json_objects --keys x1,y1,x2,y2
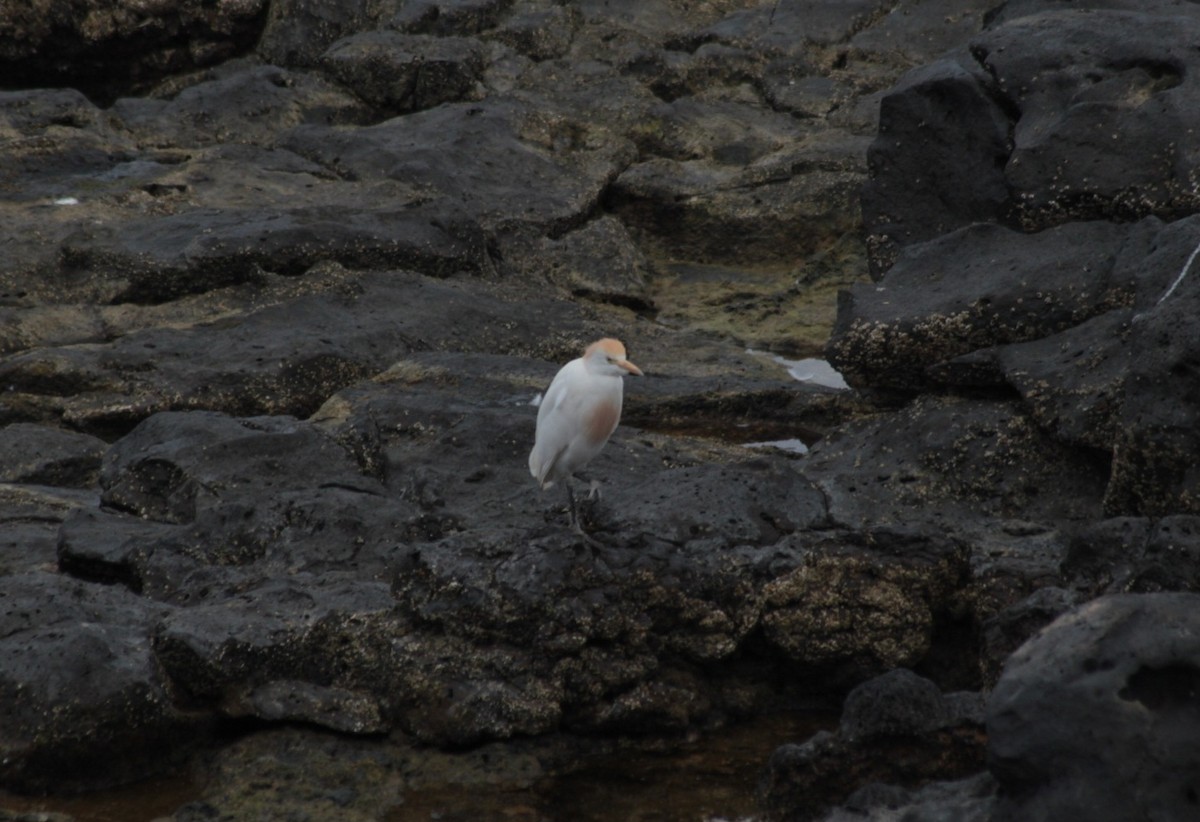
[
  {"x1": 744, "y1": 438, "x2": 809, "y2": 455},
  {"x1": 1158, "y1": 233, "x2": 1200, "y2": 305},
  {"x1": 53, "y1": 196, "x2": 80, "y2": 206}
]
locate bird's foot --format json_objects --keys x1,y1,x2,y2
[
  {"x1": 570, "y1": 523, "x2": 614, "y2": 579},
  {"x1": 586, "y1": 479, "x2": 602, "y2": 502},
  {"x1": 570, "y1": 517, "x2": 603, "y2": 549}
]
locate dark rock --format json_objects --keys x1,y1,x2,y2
[
  {"x1": 393, "y1": 522, "x2": 832, "y2": 740},
  {"x1": 976, "y1": 213, "x2": 1193, "y2": 452},
  {"x1": 861, "y1": 3, "x2": 1200, "y2": 275},
  {"x1": 0, "y1": 423, "x2": 106, "y2": 487},
  {"x1": 760, "y1": 60, "x2": 832, "y2": 119},
  {"x1": 59, "y1": 195, "x2": 488, "y2": 305},
  {"x1": 0, "y1": 89, "x2": 138, "y2": 285},
  {"x1": 600, "y1": 459, "x2": 825, "y2": 547},
  {"x1": 642, "y1": 244, "x2": 870, "y2": 355},
  {"x1": 1107, "y1": 233, "x2": 1200, "y2": 515},
  {"x1": 494, "y1": 215, "x2": 652, "y2": 306},
  {"x1": 633, "y1": 95, "x2": 805, "y2": 164},
  {"x1": 487, "y1": 6, "x2": 579, "y2": 61},
  {"x1": 1126, "y1": 517, "x2": 1200, "y2": 593},
  {"x1": 983, "y1": 309, "x2": 1133, "y2": 449},
  {"x1": 759, "y1": 529, "x2": 970, "y2": 683},
  {"x1": 963, "y1": 521, "x2": 1072, "y2": 680},
  {"x1": 11, "y1": 0, "x2": 1200, "y2": 810},
  {"x1": 974, "y1": 5, "x2": 1200, "y2": 230},
  {"x1": 839, "y1": 668, "x2": 949, "y2": 742},
  {"x1": 571, "y1": 0, "x2": 695, "y2": 44},
  {"x1": 0, "y1": 809, "x2": 76, "y2": 821},
  {"x1": 1059, "y1": 516, "x2": 1154, "y2": 594},
  {"x1": 0, "y1": 139, "x2": 491, "y2": 310},
  {"x1": 693, "y1": 0, "x2": 882, "y2": 56},
  {"x1": 390, "y1": 0, "x2": 515, "y2": 37},
  {"x1": 0, "y1": 0, "x2": 269, "y2": 103},
  {"x1": 0, "y1": 572, "x2": 203, "y2": 793},
  {"x1": 98, "y1": 410, "x2": 373, "y2": 521},
  {"x1": 760, "y1": 670, "x2": 986, "y2": 821},
  {"x1": 608, "y1": 139, "x2": 866, "y2": 265},
  {"x1": 34, "y1": 349, "x2": 881, "y2": 749},
  {"x1": 153, "y1": 576, "x2": 398, "y2": 733},
  {"x1": 0, "y1": 87, "x2": 116, "y2": 143},
  {"x1": 839, "y1": 781, "x2": 912, "y2": 815},
  {"x1": 635, "y1": 42, "x2": 765, "y2": 103},
  {"x1": 257, "y1": 0, "x2": 372, "y2": 68},
  {"x1": 623, "y1": 366, "x2": 861, "y2": 447},
  {"x1": 112, "y1": 63, "x2": 371, "y2": 147},
  {"x1": 0, "y1": 485, "x2": 95, "y2": 577},
  {"x1": 828, "y1": 221, "x2": 1139, "y2": 392},
  {"x1": 988, "y1": 592, "x2": 1200, "y2": 822},
  {"x1": 0, "y1": 270, "x2": 577, "y2": 435},
  {"x1": 281, "y1": 98, "x2": 634, "y2": 235},
  {"x1": 840, "y1": 211, "x2": 1200, "y2": 518},
  {"x1": 983, "y1": 0, "x2": 1179, "y2": 26},
  {"x1": 978, "y1": 586, "x2": 1079, "y2": 685},
  {"x1": 85, "y1": 409, "x2": 412, "y2": 593},
  {"x1": 820, "y1": 772, "x2": 997, "y2": 822},
  {"x1": 804, "y1": 395, "x2": 1109, "y2": 531},
  {"x1": 1062, "y1": 516, "x2": 1200, "y2": 597},
  {"x1": 500, "y1": 54, "x2": 660, "y2": 139},
  {"x1": 849, "y1": 0, "x2": 995, "y2": 66},
  {"x1": 320, "y1": 32, "x2": 485, "y2": 113},
  {"x1": 860, "y1": 57, "x2": 1014, "y2": 277},
  {"x1": 57, "y1": 507, "x2": 180, "y2": 590},
  {"x1": 314, "y1": 345, "x2": 849, "y2": 525}
]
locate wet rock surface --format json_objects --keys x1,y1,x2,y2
[
  {"x1": 760, "y1": 669, "x2": 987, "y2": 820},
  {"x1": 3, "y1": 0, "x2": 1200, "y2": 820}
]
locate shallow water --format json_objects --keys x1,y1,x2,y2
[
  {"x1": 0, "y1": 712, "x2": 832, "y2": 822},
  {"x1": 0, "y1": 770, "x2": 202, "y2": 822},
  {"x1": 746, "y1": 349, "x2": 849, "y2": 391},
  {"x1": 393, "y1": 712, "x2": 834, "y2": 822}
]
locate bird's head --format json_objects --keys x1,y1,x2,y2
[{"x1": 584, "y1": 338, "x2": 643, "y2": 377}]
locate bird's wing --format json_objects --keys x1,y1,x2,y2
[
  {"x1": 530, "y1": 361, "x2": 583, "y2": 486},
  {"x1": 537, "y1": 360, "x2": 582, "y2": 423}
]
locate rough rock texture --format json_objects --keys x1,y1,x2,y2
[
  {"x1": 320, "y1": 31, "x2": 485, "y2": 113},
  {"x1": 829, "y1": 220, "x2": 1146, "y2": 392},
  {"x1": 760, "y1": 669, "x2": 987, "y2": 821},
  {"x1": 4, "y1": 0, "x2": 1200, "y2": 819},
  {"x1": 0, "y1": 423, "x2": 106, "y2": 487},
  {"x1": 797, "y1": 2, "x2": 1200, "y2": 820},
  {"x1": 862, "y1": 0, "x2": 1200, "y2": 273},
  {"x1": 0, "y1": 0, "x2": 270, "y2": 102},
  {"x1": 988, "y1": 593, "x2": 1200, "y2": 822},
  {"x1": 0, "y1": 572, "x2": 208, "y2": 792},
  {"x1": 820, "y1": 773, "x2": 998, "y2": 822}
]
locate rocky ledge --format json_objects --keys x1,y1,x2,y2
[{"x1": 3, "y1": 0, "x2": 1200, "y2": 819}]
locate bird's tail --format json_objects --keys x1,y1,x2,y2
[{"x1": 528, "y1": 444, "x2": 558, "y2": 490}]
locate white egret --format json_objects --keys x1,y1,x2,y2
[{"x1": 529, "y1": 338, "x2": 642, "y2": 540}]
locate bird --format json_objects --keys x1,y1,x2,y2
[{"x1": 529, "y1": 337, "x2": 642, "y2": 542}]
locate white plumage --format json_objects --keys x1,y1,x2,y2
[{"x1": 529, "y1": 338, "x2": 642, "y2": 539}]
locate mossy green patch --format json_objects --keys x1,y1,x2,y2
[{"x1": 648, "y1": 232, "x2": 869, "y2": 356}]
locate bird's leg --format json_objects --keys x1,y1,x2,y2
[
  {"x1": 564, "y1": 478, "x2": 602, "y2": 549},
  {"x1": 563, "y1": 480, "x2": 579, "y2": 528}
]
